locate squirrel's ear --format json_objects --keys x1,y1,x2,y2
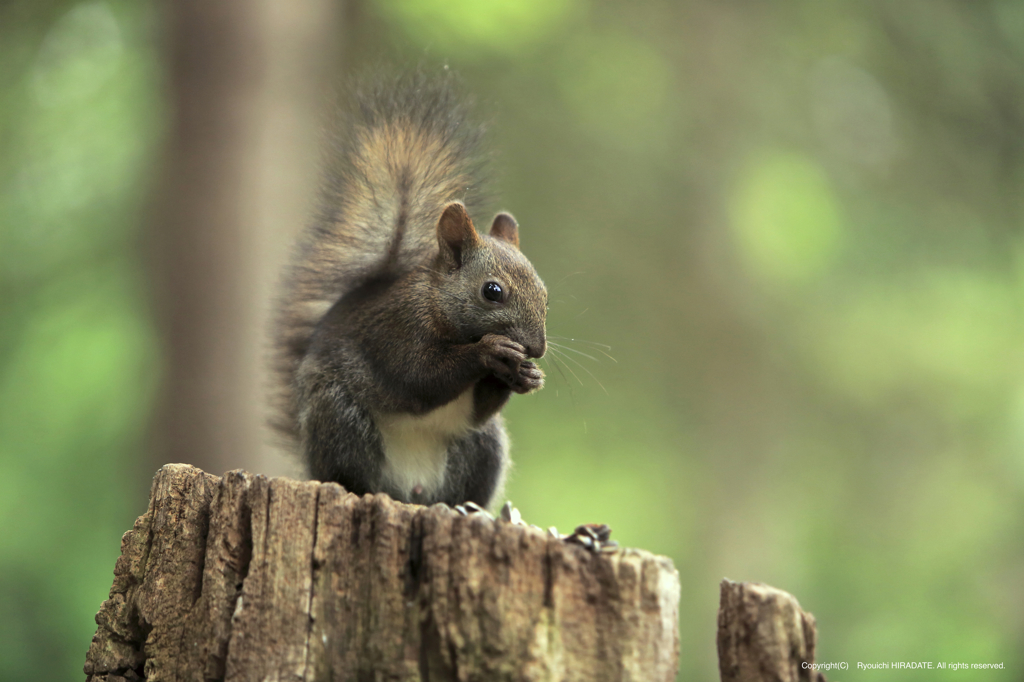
[
  {"x1": 437, "y1": 201, "x2": 479, "y2": 268},
  {"x1": 489, "y1": 212, "x2": 520, "y2": 249}
]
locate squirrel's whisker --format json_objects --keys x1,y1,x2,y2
[
  {"x1": 546, "y1": 347, "x2": 586, "y2": 388},
  {"x1": 548, "y1": 335, "x2": 611, "y2": 349},
  {"x1": 539, "y1": 354, "x2": 572, "y2": 390},
  {"x1": 538, "y1": 354, "x2": 579, "y2": 406},
  {"x1": 548, "y1": 335, "x2": 617, "y2": 361},
  {"x1": 547, "y1": 341, "x2": 599, "y2": 363},
  {"x1": 550, "y1": 271, "x2": 586, "y2": 289},
  {"x1": 549, "y1": 347, "x2": 609, "y2": 395}
]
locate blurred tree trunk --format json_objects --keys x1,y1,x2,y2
[{"x1": 148, "y1": 0, "x2": 341, "y2": 478}]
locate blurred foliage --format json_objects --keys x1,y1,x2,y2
[
  {"x1": 2, "y1": 0, "x2": 1023, "y2": 680},
  {"x1": 0, "y1": 0, "x2": 160, "y2": 677}
]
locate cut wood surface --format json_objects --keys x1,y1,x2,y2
[
  {"x1": 717, "y1": 579, "x2": 826, "y2": 682},
  {"x1": 84, "y1": 464, "x2": 681, "y2": 681}
]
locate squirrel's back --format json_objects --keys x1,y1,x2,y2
[{"x1": 273, "y1": 71, "x2": 489, "y2": 442}]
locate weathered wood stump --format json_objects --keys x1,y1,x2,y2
[
  {"x1": 84, "y1": 464, "x2": 827, "y2": 681},
  {"x1": 84, "y1": 464, "x2": 681, "y2": 681},
  {"x1": 717, "y1": 580, "x2": 827, "y2": 682}
]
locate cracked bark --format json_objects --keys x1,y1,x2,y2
[{"x1": 84, "y1": 464, "x2": 681, "y2": 681}]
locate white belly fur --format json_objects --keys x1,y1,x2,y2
[{"x1": 375, "y1": 388, "x2": 475, "y2": 499}]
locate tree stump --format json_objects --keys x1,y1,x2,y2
[
  {"x1": 84, "y1": 464, "x2": 681, "y2": 681},
  {"x1": 717, "y1": 580, "x2": 826, "y2": 682}
]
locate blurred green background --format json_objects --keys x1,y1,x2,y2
[{"x1": 2, "y1": 0, "x2": 1023, "y2": 679}]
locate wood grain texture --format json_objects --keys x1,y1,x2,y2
[
  {"x1": 85, "y1": 464, "x2": 680, "y2": 681},
  {"x1": 717, "y1": 579, "x2": 826, "y2": 682}
]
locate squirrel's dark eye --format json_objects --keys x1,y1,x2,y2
[{"x1": 482, "y1": 281, "x2": 504, "y2": 303}]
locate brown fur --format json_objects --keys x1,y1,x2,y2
[
  {"x1": 273, "y1": 72, "x2": 488, "y2": 444},
  {"x1": 270, "y1": 71, "x2": 547, "y2": 509}
]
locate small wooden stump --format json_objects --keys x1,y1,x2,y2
[
  {"x1": 717, "y1": 580, "x2": 826, "y2": 682},
  {"x1": 84, "y1": 464, "x2": 681, "y2": 681}
]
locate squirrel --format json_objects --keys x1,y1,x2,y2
[{"x1": 272, "y1": 71, "x2": 548, "y2": 510}]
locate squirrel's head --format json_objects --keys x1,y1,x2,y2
[{"x1": 434, "y1": 201, "x2": 547, "y2": 358}]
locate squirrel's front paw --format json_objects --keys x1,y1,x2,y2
[
  {"x1": 479, "y1": 334, "x2": 544, "y2": 394},
  {"x1": 511, "y1": 361, "x2": 544, "y2": 394},
  {"x1": 479, "y1": 334, "x2": 525, "y2": 384}
]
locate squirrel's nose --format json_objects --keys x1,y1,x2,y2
[{"x1": 526, "y1": 335, "x2": 546, "y2": 359}]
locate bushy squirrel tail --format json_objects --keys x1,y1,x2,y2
[{"x1": 272, "y1": 69, "x2": 490, "y2": 443}]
